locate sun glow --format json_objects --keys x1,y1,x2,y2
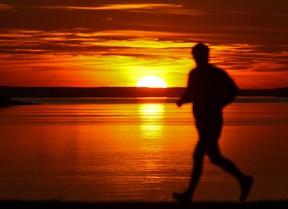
[{"x1": 136, "y1": 75, "x2": 167, "y2": 88}]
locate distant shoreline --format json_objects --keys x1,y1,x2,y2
[{"x1": 1, "y1": 86, "x2": 288, "y2": 98}]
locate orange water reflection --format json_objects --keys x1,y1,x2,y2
[
  {"x1": 0, "y1": 100, "x2": 287, "y2": 201},
  {"x1": 138, "y1": 104, "x2": 165, "y2": 148}
]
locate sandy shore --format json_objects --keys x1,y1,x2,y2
[{"x1": 0, "y1": 200, "x2": 287, "y2": 209}]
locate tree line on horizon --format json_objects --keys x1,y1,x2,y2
[{"x1": 0, "y1": 86, "x2": 287, "y2": 98}]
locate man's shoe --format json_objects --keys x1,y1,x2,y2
[{"x1": 239, "y1": 176, "x2": 254, "y2": 201}]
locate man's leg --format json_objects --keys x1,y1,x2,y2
[
  {"x1": 208, "y1": 142, "x2": 245, "y2": 179},
  {"x1": 207, "y1": 142, "x2": 253, "y2": 201},
  {"x1": 173, "y1": 141, "x2": 205, "y2": 203},
  {"x1": 187, "y1": 141, "x2": 206, "y2": 194},
  {"x1": 204, "y1": 117, "x2": 246, "y2": 180}
]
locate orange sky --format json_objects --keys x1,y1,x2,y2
[{"x1": 0, "y1": 1, "x2": 287, "y2": 89}]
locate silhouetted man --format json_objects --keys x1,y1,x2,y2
[{"x1": 173, "y1": 43, "x2": 253, "y2": 203}]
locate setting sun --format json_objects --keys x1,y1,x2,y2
[{"x1": 136, "y1": 75, "x2": 167, "y2": 88}]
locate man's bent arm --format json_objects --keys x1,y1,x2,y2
[
  {"x1": 222, "y1": 76, "x2": 239, "y2": 107},
  {"x1": 177, "y1": 73, "x2": 194, "y2": 107}
]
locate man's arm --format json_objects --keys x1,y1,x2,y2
[
  {"x1": 177, "y1": 72, "x2": 194, "y2": 107},
  {"x1": 222, "y1": 75, "x2": 239, "y2": 107}
]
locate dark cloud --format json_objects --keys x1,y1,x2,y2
[
  {"x1": 0, "y1": 0, "x2": 287, "y2": 34},
  {"x1": 0, "y1": 0, "x2": 287, "y2": 56}
]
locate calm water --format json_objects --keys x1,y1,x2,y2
[{"x1": 0, "y1": 97, "x2": 287, "y2": 202}]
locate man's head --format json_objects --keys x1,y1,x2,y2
[{"x1": 192, "y1": 43, "x2": 209, "y2": 66}]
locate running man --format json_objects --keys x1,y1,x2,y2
[{"x1": 173, "y1": 43, "x2": 253, "y2": 203}]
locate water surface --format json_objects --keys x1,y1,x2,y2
[{"x1": 0, "y1": 97, "x2": 287, "y2": 201}]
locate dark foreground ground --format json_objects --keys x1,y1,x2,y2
[{"x1": 0, "y1": 200, "x2": 287, "y2": 209}]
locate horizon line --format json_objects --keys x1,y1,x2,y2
[{"x1": 1, "y1": 86, "x2": 288, "y2": 90}]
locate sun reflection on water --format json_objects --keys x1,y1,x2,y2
[
  {"x1": 138, "y1": 103, "x2": 165, "y2": 144},
  {"x1": 137, "y1": 103, "x2": 168, "y2": 188}
]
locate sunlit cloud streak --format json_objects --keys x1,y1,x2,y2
[
  {"x1": 0, "y1": 29, "x2": 286, "y2": 64},
  {"x1": 49, "y1": 4, "x2": 182, "y2": 11},
  {"x1": 10, "y1": 3, "x2": 207, "y2": 16},
  {"x1": 0, "y1": 3, "x2": 15, "y2": 11}
]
